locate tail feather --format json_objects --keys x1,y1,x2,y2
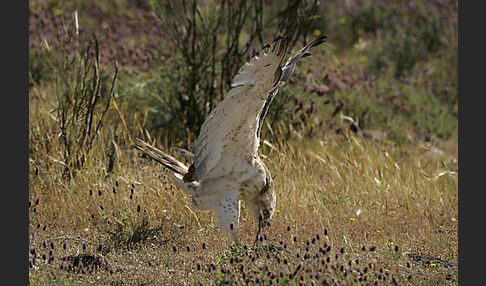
[{"x1": 133, "y1": 138, "x2": 189, "y2": 176}]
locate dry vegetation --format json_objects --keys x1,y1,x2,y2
[
  {"x1": 29, "y1": 104, "x2": 458, "y2": 284},
  {"x1": 29, "y1": 0, "x2": 458, "y2": 285}
]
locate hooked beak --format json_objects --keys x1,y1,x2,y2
[
  {"x1": 254, "y1": 216, "x2": 268, "y2": 244},
  {"x1": 260, "y1": 219, "x2": 267, "y2": 228}
]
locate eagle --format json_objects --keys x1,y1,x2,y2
[{"x1": 134, "y1": 36, "x2": 326, "y2": 243}]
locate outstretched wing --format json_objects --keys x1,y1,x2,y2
[
  {"x1": 193, "y1": 37, "x2": 288, "y2": 179},
  {"x1": 256, "y1": 36, "x2": 327, "y2": 139},
  {"x1": 279, "y1": 36, "x2": 327, "y2": 82}
]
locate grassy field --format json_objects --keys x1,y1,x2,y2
[{"x1": 29, "y1": 0, "x2": 458, "y2": 285}]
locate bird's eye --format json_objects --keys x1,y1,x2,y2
[{"x1": 263, "y1": 209, "x2": 269, "y2": 218}]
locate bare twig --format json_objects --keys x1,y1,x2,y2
[{"x1": 89, "y1": 60, "x2": 119, "y2": 148}]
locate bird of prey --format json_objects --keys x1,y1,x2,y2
[{"x1": 134, "y1": 36, "x2": 326, "y2": 243}]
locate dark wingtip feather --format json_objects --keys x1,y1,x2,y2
[
  {"x1": 309, "y1": 36, "x2": 327, "y2": 47},
  {"x1": 268, "y1": 36, "x2": 288, "y2": 57},
  {"x1": 272, "y1": 35, "x2": 284, "y2": 43},
  {"x1": 302, "y1": 52, "x2": 312, "y2": 58}
]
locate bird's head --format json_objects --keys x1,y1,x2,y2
[
  {"x1": 251, "y1": 174, "x2": 276, "y2": 244},
  {"x1": 257, "y1": 175, "x2": 276, "y2": 229}
]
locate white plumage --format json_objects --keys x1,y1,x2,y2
[{"x1": 134, "y1": 36, "x2": 326, "y2": 243}]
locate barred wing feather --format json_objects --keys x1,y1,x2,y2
[{"x1": 194, "y1": 38, "x2": 288, "y2": 179}]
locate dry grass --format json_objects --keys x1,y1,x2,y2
[
  {"x1": 29, "y1": 1, "x2": 458, "y2": 283},
  {"x1": 29, "y1": 91, "x2": 457, "y2": 285}
]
